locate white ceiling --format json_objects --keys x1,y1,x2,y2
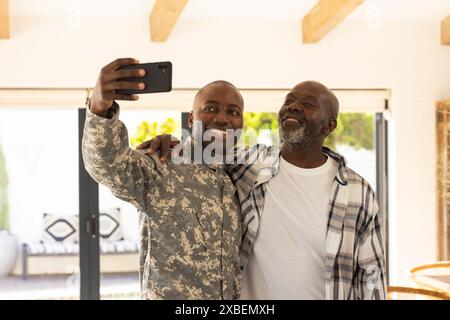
[{"x1": 10, "y1": 0, "x2": 450, "y2": 22}]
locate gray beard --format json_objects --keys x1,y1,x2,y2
[
  {"x1": 279, "y1": 126, "x2": 308, "y2": 145},
  {"x1": 279, "y1": 123, "x2": 322, "y2": 147}
]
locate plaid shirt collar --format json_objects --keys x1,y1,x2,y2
[{"x1": 252, "y1": 145, "x2": 349, "y2": 186}]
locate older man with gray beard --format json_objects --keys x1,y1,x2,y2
[{"x1": 141, "y1": 80, "x2": 386, "y2": 300}]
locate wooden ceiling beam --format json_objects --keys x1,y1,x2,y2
[
  {"x1": 302, "y1": 0, "x2": 364, "y2": 44},
  {"x1": 0, "y1": 0, "x2": 10, "y2": 39},
  {"x1": 442, "y1": 15, "x2": 450, "y2": 45},
  {"x1": 150, "y1": 0, "x2": 189, "y2": 42}
]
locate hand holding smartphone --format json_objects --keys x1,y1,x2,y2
[
  {"x1": 116, "y1": 61, "x2": 172, "y2": 95},
  {"x1": 90, "y1": 58, "x2": 172, "y2": 118}
]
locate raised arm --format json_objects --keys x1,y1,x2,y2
[{"x1": 82, "y1": 58, "x2": 162, "y2": 212}]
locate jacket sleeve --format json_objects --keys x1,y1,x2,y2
[{"x1": 82, "y1": 101, "x2": 162, "y2": 213}]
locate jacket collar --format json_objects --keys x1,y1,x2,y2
[{"x1": 254, "y1": 145, "x2": 349, "y2": 187}]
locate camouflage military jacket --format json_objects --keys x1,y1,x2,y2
[{"x1": 82, "y1": 102, "x2": 242, "y2": 300}]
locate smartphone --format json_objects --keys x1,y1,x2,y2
[{"x1": 116, "y1": 61, "x2": 172, "y2": 95}]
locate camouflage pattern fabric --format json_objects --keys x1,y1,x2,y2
[{"x1": 82, "y1": 102, "x2": 242, "y2": 299}]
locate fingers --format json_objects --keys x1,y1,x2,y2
[
  {"x1": 139, "y1": 139, "x2": 158, "y2": 155},
  {"x1": 100, "y1": 62, "x2": 146, "y2": 101},
  {"x1": 137, "y1": 135, "x2": 179, "y2": 164},
  {"x1": 91, "y1": 58, "x2": 143, "y2": 114},
  {"x1": 159, "y1": 135, "x2": 172, "y2": 163},
  {"x1": 136, "y1": 140, "x2": 152, "y2": 150},
  {"x1": 105, "y1": 68, "x2": 146, "y2": 82},
  {"x1": 148, "y1": 137, "x2": 162, "y2": 156},
  {"x1": 102, "y1": 58, "x2": 139, "y2": 73},
  {"x1": 170, "y1": 139, "x2": 181, "y2": 148},
  {"x1": 103, "y1": 80, "x2": 145, "y2": 92}
]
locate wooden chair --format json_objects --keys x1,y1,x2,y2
[
  {"x1": 409, "y1": 261, "x2": 450, "y2": 293},
  {"x1": 387, "y1": 286, "x2": 450, "y2": 300}
]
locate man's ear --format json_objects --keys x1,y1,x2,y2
[
  {"x1": 323, "y1": 119, "x2": 337, "y2": 136},
  {"x1": 188, "y1": 111, "x2": 193, "y2": 129}
]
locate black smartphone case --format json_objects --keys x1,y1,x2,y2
[{"x1": 116, "y1": 61, "x2": 172, "y2": 95}]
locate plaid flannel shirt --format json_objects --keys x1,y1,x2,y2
[{"x1": 227, "y1": 144, "x2": 386, "y2": 300}]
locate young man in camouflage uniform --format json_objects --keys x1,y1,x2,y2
[{"x1": 82, "y1": 58, "x2": 243, "y2": 299}]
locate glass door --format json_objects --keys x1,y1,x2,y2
[{"x1": 0, "y1": 108, "x2": 80, "y2": 300}]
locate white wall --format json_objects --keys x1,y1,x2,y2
[{"x1": 1, "y1": 15, "x2": 449, "y2": 284}]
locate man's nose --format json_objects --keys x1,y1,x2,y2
[
  {"x1": 287, "y1": 102, "x2": 303, "y2": 112},
  {"x1": 212, "y1": 110, "x2": 230, "y2": 126}
]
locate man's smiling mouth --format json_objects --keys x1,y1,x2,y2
[{"x1": 206, "y1": 128, "x2": 228, "y2": 136}]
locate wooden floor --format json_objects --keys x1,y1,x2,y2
[{"x1": 0, "y1": 272, "x2": 140, "y2": 300}]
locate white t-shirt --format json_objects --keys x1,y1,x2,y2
[{"x1": 240, "y1": 155, "x2": 338, "y2": 300}]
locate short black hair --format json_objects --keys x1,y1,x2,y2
[{"x1": 193, "y1": 80, "x2": 243, "y2": 108}]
